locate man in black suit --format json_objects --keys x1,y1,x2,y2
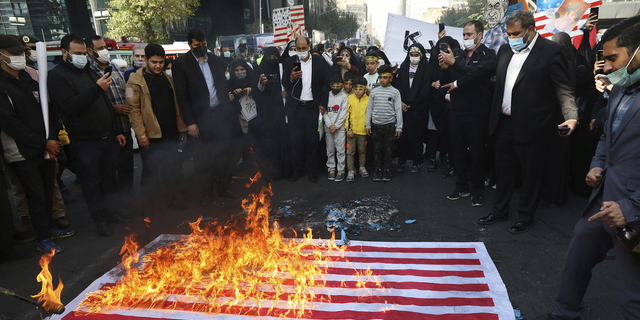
[
  {"x1": 444, "y1": 10, "x2": 578, "y2": 234},
  {"x1": 173, "y1": 28, "x2": 240, "y2": 205},
  {"x1": 282, "y1": 36, "x2": 330, "y2": 182}
]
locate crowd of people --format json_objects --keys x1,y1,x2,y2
[{"x1": 0, "y1": 9, "x2": 640, "y2": 318}]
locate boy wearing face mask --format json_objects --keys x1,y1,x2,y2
[
  {"x1": 49, "y1": 34, "x2": 128, "y2": 238},
  {"x1": 0, "y1": 35, "x2": 75, "y2": 254},
  {"x1": 324, "y1": 75, "x2": 349, "y2": 182}
]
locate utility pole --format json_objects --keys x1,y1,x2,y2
[{"x1": 259, "y1": 0, "x2": 264, "y2": 34}]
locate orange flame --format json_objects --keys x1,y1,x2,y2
[
  {"x1": 31, "y1": 249, "x2": 64, "y2": 313},
  {"x1": 245, "y1": 170, "x2": 262, "y2": 188},
  {"x1": 79, "y1": 183, "x2": 382, "y2": 317},
  {"x1": 143, "y1": 217, "x2": 151, "y2": 228}
]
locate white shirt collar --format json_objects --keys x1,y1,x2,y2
[{"x1": 512, "y1": 32, "x2": 539, "y2": 55}]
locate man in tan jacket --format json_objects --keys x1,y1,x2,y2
[{"x1": 126, "y1": 44, "x2": 188, "y2": 210}]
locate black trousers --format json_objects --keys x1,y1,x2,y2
[
  {"x1": 289, "y1": 101, "x2": 319, "y2": 175},
  {"x1": 492, "y1": 115, "x2": 548, "y2": 223},
  {"x1": 450, "y1": 113, "x2": 489, "y2": 197},
  {"x1": 117, "y1": 133, "x2": 134, "y2": 196},
  {"x1": 139, "y1": 138, "x2": 183, "y2": 193},
  {"x1": 0, "y1": 167, "x2": 17, "y2": 257},
  {"x1": 9, "y1": 158, "x2": 55, "y2": 241},
  {"x1": 372, "y1": 123, "x2": 397, "y2": 170},
  {"x1": 553, "y1": 188, "x2": 640, "y2": 319},
  {"x1": 398, "y1": 108, "x2": 427, "y2": 164},
  {"x1": 192, "y1": 107, "x2": 240, "y2": 193},
  {"x1": 69, "y1": 135, "x2": 120, "y2": 225}
]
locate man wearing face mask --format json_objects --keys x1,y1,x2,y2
[
  {"x1": 0, "y1": 34, "x2": 73, "y2": 254},
  {"x1": 18, "y1": 34, "x2": 40, "y2": 81},
  {"x1": 443, "y1": 10, "x2": 578, "y2": 234},
  {"x1": 123, "y1": 44, "x2": 147, "y2": 82},
  {"x1": 48, "y1": 34, "x2": 127, "y2": 238},
  {"x1": 282, "y1": 36, "x2": 330, "y2": 182},
  {"x1": 86, "y1": 35, "x2": 134, "y2": 208},
  {"x1": 173, "y1": 28, "x2": 239, "y2": 205},
  {"x1": 439, "y1": 20, "x2": 495, "y2": 207},
  {"x1": 549, "y1": 17, "x2": 640, "y2": 320}
]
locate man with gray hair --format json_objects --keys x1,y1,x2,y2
[
  {"x1": 443, "y1": 10, "x2": 578, "y2": 234},
  {"x1": 124, "y1": 44, "x2": 146, "y2": 82}
]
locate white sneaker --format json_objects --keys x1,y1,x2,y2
[
  {"x1": 359, "y1": 167, "x2": 369, "y2": 178},
  {"x1": 347, "y1": 171, "x2": 355, "y2": 182}
]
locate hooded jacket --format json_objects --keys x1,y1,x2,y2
[
  {"x1": 126, "y1": 67, "x2": 187, "y2": 140},
  {"x1": 345, "y1": 93, "x2": 369, "y2": 135},
  {"x1": 394, "y1": 43, "x2": 432, "y2": 109}
]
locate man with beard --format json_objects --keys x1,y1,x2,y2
[{"x1": 173, "y1": 28, "x2": 240, "y2": 205}]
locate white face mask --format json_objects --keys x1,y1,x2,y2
[
  {"x1": 378, "y1": 60, "x2": 385, "y2": 66},
  {"x1": 134, "y1": 61, "x2": 146, "y2": 68},
  {"x1": 296, "y1": 50, "x2": 309, "y2": 60},
  {"x1": 95, "y1": 49, "x2": 110, "y2": 64},
  {"x1": 27, "y1": 50, "x2": 37, "y2": 63},
  {"x1": 225, "y1": 72, "x2": 230, "y2": 80},
  {"x1": 409, "y1": 56, "x2": 421, "y2": 65},
  {"x1": 463, "y1": 35, "x2": 479, "y2": 51},
  {"x1": 223, "y1": 51, "x2": 231, "y2": 58},
  {"x1": 165, "y1": 70, "x2": 172, "y2": 76},
  {"x1": 0, "y1": 52, "x2": 26, "y2": 71}
]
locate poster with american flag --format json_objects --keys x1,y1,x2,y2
[
  {"x1": 534, "y1": 0, "x2": 602, "y2": 39},
  {"x1": 273, "y1": 5, "x2": 306, "y2": 47},
  {"x1": 51, "y1": 236, "x2": 515, "y2": 320}
]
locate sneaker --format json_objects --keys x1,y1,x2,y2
[
  {"x1": 328, "y1": 170, "x2": 336, "y2": 181},
  {"x1": 359, "y1": 167, "x2": 369, "y2": 178},
  {"x1": 441, "y1": 167, "x2": 455, "y2": 179},
  {"x1": 373, "y1": 169, "x2": 383, "y2": 182},
  {"x1": 396, "y1": 162, "x2": 406, "y2": 172},
  {"x1": 410, "y1": 163, "x2": 422, "y2": 173},
  {"x1": 471, "y1": 196, "x2": 484, "y2": 207},
  {"x1": 50, "y1": 227, "x2": 74, "y2": 239},
  {"x1": 13, "y1": 230, "x2": 36, "y2": 243},
  {"x1": 37, "y1": 238, "x2": 63, "y2": 254},
  {"x1": 347, "y1": 171, "x2": 355, "y2": 182},
  {"x1": 447, "y1": 190, "x2": 471, "y2": 200},
  {"x1": 426, "y1": 159, "x2": 436, "y2": 172},
  {"x1": 335, "y1": 172, "x2": 345, "y2": 182},
  {"x1": 382, "y1": 169, "x2": 392, "y2": 182}
]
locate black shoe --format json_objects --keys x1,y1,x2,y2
[
  {"x1": 289, "y1": 172, "x2": 301, "y2": 182},
  {"x1": 508, "y1": 221, "x2": 532, "y2": 234},
  {"x1": 97, "y1": 222, "x2": 113, "y2": 237},
  {"x1": 382, "y1": 169, "x2": 392, "y2": 182},
  {"x1": 605, "y1": 248, "x2": 616, "y2": 260},
  {"x1": 441, "y1": 167, "x2": 455, "y2": 179},
  {"x1": 471, "y1": 196, "x2": 484, "y2": 207},
  {"x1": 447, "y1": 190, "x2": 470, "y2": 200},
  {"x1": 13, "y1": 230, "x2": 36, "y2": 243},
  {"x1": 307, "y1": 173, "x2": 318, "y2": 182},
  {"x1": 107, "y1": 213, "x2": 131, "y2": 223},
  {"x1": 396, "y1": 162, "x2": 406, "y2": 172},
  {"x1": 218, "y1": 189, "x2": 239, "y2": 198},
  {"x1": 0, "y1": 250, "x2": 33, "y2": 263},
  {"x1": 426, "y1": 159, "x2": 436, "y2": 172},
  {"x1": 373, "y1": 169, "x2": 383, "y2": 182},
  {"x1": 477, "y1": 214, "x2": 508, "y2": 225}
]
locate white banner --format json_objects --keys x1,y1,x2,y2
[
  {"x1": 383, "y1": 13, "x2": 464, "y2": 65},
  {"x1": 255, "y1": 34, "x2": 274, "y2": 51}
]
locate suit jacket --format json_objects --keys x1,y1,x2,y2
[
  {"x1": 457, "y1": 36, "x2": 578, "y2": 142},
  {"x1": 588, "y1": 85, "x2": 640, "y2": 225},
  {"x1": 282, "y1": 55, "x2": 329, "y2": 117},
  {"x1": 173, "y1": 51, "x2": 233, "y2": 127}
]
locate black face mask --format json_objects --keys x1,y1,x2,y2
[
  {"x1": 193, "y1": 45, "x2": 207, "y2": 57},
  {"x1": 332, "y1": 88, "x2": 342, "y2": 95}
]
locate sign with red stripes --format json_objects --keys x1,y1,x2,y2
[
  {"x1": 273, "y1": 5, "x2": 306, "y2": 47},
  {"x1": 52, "y1": 236, "x2": 515, "y2": 319},
  {"x1": 534, "y1": 0, "x2": 602, "y2": 39}
]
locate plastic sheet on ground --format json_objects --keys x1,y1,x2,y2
[{"x1": 324, "y1": 196, "x2": 400, "y2": 235}]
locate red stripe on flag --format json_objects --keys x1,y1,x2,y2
[
  {"x1": 66, "y1": 310, "x2": 499, "y2": 320},
  {"x1": 324, "y1": 267, "x2": 485, "y2": 278},
  {"x1": 291, "y1": 18, "x2": 305, "y2": 22},
  {"x1": 304, "y1": 255, "x2": 482, "y2": 265},
  {"x1": 274, "y1": 27, "x2": 287, "y2": 31}
]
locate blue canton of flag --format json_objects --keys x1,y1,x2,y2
[{"x1": 273, "y1": 8, "x2": 291, "y2": 28}]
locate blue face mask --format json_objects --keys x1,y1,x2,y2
[
  {"x1": 608, "y1": 45, "x2": 640, "y2": 88},
  {"x1": 69, "y1": 54, "x2": 88, "y2": 69},
  {"x1": 509, "y1": 31, "x2": 530, "y2": 52}
]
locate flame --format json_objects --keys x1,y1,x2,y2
[
  {"x1": 143, "y1": 217, "x2": 151, "y2": 228},
  {"x1": 31, "y1": 249, "x2": 64, "y2": 313},
  {"x1": 79, "y1": 182, "x2": 381, "y2": 317},
  {"x1": 245, "y1": 170, "x2": 262, "y2": 189}
]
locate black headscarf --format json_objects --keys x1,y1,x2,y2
[
  {"x1": 229, "y1": 59, "x2": 257, "y2": 91},
  {"x1": 551, "y1": 32, "x2": 577, "y2": 66},
  {"x1": 396, "y1": 42, "x2": 431, "y2": 106},
  {"x1": 257, "y1": 46, "x2": 282, "y2": 91},
  {"x1": 367, "y1": 47, "x2": 391, "y2": 67},
  {"x1": 281, "y1": 40, "x2": 296, "y2": 62},
  {"x1": 429, "y1": 36, "x2": 462, "y2": 81},
  {"x1": 329, "y1": 46, "x2": 361, "y2": 78}
]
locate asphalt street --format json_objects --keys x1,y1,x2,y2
[{"x1": 0, "y1": 152, "x2": 621, "y2": 320}]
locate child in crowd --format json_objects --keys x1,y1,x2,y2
[
  {"x1": 343, "y1": 71, "x2": 356, "y2": 96},
  {"x1": 324, "y1": 75, "x2": 350, "y2": 182},
  {"x1": 363, "y1": 51, "x2": 380, "y2": 95},
  {"x1": 365, "y1": 65, "x2": 403, "y2": 182},
  {"x1": 345, "y1": 77, "x2": 369, "y2": 182}
]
